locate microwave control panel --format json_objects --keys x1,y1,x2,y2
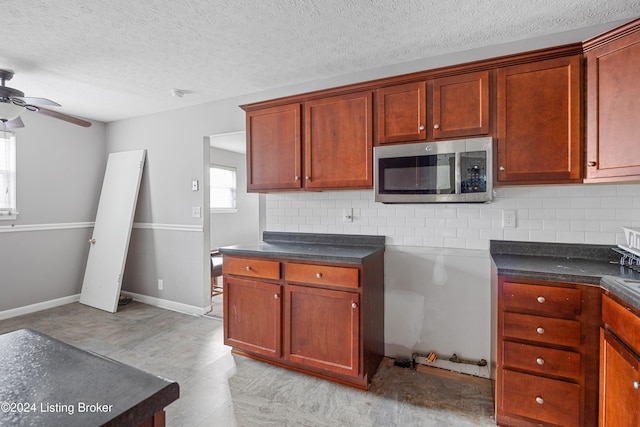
[{"x1": 461, "y1": 153, "x2": 487, "y2": 193}]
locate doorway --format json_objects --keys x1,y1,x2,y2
[{"x1": 207, "y1": 131, "x2": 262, "y2": 318}]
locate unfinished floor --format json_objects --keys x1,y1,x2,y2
[{"x1": 0, "y1": 302, "x2": 495, "y2": 426}]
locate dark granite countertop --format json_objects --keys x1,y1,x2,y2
[
  {"x1": 491, "y1": 240, "x2": 640, "y2": 310},
  {"x1": 219, "y1": 231, "x2": 385, "y2": 265},
  {"x1": 0, "y1": 329, "x2": 179, "y2": 427}
]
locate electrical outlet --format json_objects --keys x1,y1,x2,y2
[
  {"x1": 192, "y1": 206, "x2": 201, "y2": 218},
  {"x1": 502, "y1": 210, "x2": 516, "y2": 228},
  {"x1": 158, "y1": 279, "x2": 163, "y2": 290}
]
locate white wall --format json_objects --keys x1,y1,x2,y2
[
  {"x1": 209, "y1": 147, "x2": 260, "y2": 249},
  {"x1": 0, "y1": 113, "x2": 106, "y2": 314}
]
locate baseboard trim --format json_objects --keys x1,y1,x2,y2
[
  {"x1": 0, "y1": 294, "x2": 81, "y2": 320},
  {"x1": 120, "y1": 291, "x2": 209, "y2": 316}
]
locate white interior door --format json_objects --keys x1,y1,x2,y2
[{"x1": 80, "y1": 149, "x2": 146, "y2": 313}]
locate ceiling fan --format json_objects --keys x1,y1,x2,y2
[{"x1": 0, "y1": 69, "x2": 91, "y2": 128}]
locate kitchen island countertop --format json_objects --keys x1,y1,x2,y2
[{"x1": 0, "y1": 328, "x2": 179, "y2": 427}]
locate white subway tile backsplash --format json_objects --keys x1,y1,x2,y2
[{"x1": 264, "y1": 184, "x2": 640, "y2": 250}]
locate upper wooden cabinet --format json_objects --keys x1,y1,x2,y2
[
  {"x1": 246, "y1": 103, "x2": 302, "y2": 191},
  {"x1": 376, "y1": 81, "x2": 427, "y2": 144},
  {"x1": 304, "y1": 91, "x2": 373, "y2": 189},
  {"x1": 375, "y1": 71, "x2": 490, "y2": 144},
  {"x1": 432, "y1": 71, "x2": 490, "y2": 139},
  {"x1": 584, "y1": 19, "x2": 640, "y2": 182},
  {"x1": 496, "y1": 55, "x2": 582, "y2": 184}
]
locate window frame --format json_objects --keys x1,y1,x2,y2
[
  {"x1": 209, "y1": 164, "x2": 237, "y2": 214},
  {"x1": 0, "y1": 130, "x2": 17, "y2": 220}
]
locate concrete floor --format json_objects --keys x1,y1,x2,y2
[{"x1": 0, "y1": 301, "x2": 496, "y2": 426}]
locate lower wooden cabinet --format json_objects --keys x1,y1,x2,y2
[
  {"x1": 496, "y1": 277, "x2": 601, "y2": 426},
  {"x1": 600, "y1": 294, "x2": 640, "y2": 426},
  {"x1": 599, "y1": 329, "x2": 640, "y2": 427},
  {"x1": 284, "y1": 284, "x2": 359, "y2": 376},
  {"x1": 224, "y1": 277, "x2": 282, "y2": 359},
  {"x1": 223, "y1": 253, "x2": 384, "y2": 389}
]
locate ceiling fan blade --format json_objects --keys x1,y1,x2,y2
[
  {"x1": 15, "y1": 96, "x2": 61, "y2": 107},
  {"x1": 34, "y1": 107, "x2": 92, "y2": 127},
  {"x1": 5, "y1": 116, "x2": 24, "y2": 128}
]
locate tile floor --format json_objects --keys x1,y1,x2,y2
[{"x1": 0, "y1": 302, "x2": 496, "y2": 426}]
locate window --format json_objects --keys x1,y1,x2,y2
[
  {"x1": 210, "y1": 165, "x2": 236, "y2": 212},
  {"x1": 0, "y1": 130, "x2": 16, "y2": 220}
]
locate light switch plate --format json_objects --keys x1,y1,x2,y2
[{"x1": 192, "y1": 180, "x2": 199, "y2": 191}]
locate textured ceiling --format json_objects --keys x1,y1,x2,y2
[{"x1": 0, "y1": 0, "x2": 639, "y2": 123}]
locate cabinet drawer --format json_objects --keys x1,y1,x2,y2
[
  {"x1": 223, "y1": 256, "x2": 281, "y2": 280},
  {"x1": 602, "y1": 294, "x2": 640, "y2": 355},
  {"x1": 502, "y1": 341, "x2": 581, "y2": 379},
  {"x1": 503, "y1": 312, "x2": 581, "y2": 348},
  {"x1": 501, "y1": 370, "x2": 580, "y2": 427},
  {"x1": 502, "y1": 281, "x2": 581, "y2": 316},
  {"x1": 286, "y1": 263, "x2": 359, "y2": 289}
]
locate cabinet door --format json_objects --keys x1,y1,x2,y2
[
  {"x1": 376, "y1": 81, "x2": 427, "y2": 144},
  {"x1": 496, "y1": 55, "x2": 582, "y2": 184},
  {"x1": 432, "y1": 71, "x2": 490, "y2": 139},
  {"x1": 224, "y1": 277, "x2": 282, "y2": 358},
  {"x1": 304, "y1": 91, "x2": 373, "y2": 189},
  {"x1": 284, "y1": 284, "x2": 359, "y2": 376},
  {"x1": 586, "y1": 26, "x2": 640, "y2": 182},
  {"x1": 246, "y1": 103, "x2": 302, "y2": 191},
  {"x1": 600, "y1": 329, "x2": 640, "y2": 427}
]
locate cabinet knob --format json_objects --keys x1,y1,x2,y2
[
  {"x1": 535, "y1": 397, "x2": 544, "y2": 405},
  {"x1": 419, "y1": 125, "x2": 425, "y2": 131},
  {"x1": 587, "y1": 161, "x2": 597, "y2": 167},
  {"x1": 536, "y1": 327, "x2": 545, "y2": 335},
  {"x1": 352, "y1": 302, "x2": 358, "y2": 309},
  {"x1": 305, "y1": 176, "x2": 310, "y2": 180},
  {"x1": 274, "y1": 294, "x2": 279, "y2": 299},
  {"x1": 433, "y1": 124, "x2": 440, "y2": 129},
  {"x1": 295, "y1": 175, "x2": 300, "y2": 181},
  {"x1": 88, "y1": 239, "x2": 96, "y2": 245},
  {"x1": 245, "y1": 266, "x2": 251, "y2": 271},
  {"x1": 499, "y1": 166, "x2": 505, "y2": 172},
  {"x1": 536, "y1": 357, "x2": 545, "y2": 366},
  {"x1": 633, "y1": 381, "x2": 640, "y2": 390},
  {"x1": 316, "y1": 273, "x2": 322, "y2": 279},
  {"x1": 537, "y1": 296, "x2": 546, "y2": 303}
]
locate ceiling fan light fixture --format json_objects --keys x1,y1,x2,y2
[
  {"x1": 170, "y1": 89, "x2": 185, "y2": 98},
  {"x1": 0, "y1": 101, "x2": 25, "y2": 121},
  {"x1": 25, "y1": 104, "x2": 39, "y2": 112}
]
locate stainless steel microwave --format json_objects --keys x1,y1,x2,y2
[{"x1": 374, "y1": 137, "x2": 493, "y2": 203}]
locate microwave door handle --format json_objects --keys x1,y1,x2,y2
[{"x1": 454, "y1": 152, "x2": 462, "y2": 195}]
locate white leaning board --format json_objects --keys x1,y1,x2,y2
[{"x1": 80, "y1": 149, "x2": 146, "y2": 313}]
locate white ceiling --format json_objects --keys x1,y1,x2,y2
[{"x1": 1, "y1": 1, "x2": 639, "y2": 124}]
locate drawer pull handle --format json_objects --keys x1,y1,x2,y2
[
  {"x1": 536, "y1": 327, "x2": 545, "y2": 335},
  {"x1": 535, "y1": 397, "x2": 544, "y2": 405},
  {"x1": 274, "y1": 294, "x2": 279, "y2": 300},
  {"x1": 245, "y1": 266, "x2": 251, "y2": 271},
  {"x1": 536, "y1": 357, "x2": 545, "y2": 366},
  {"x1": 352, "y1": 302, "x2": 358, "y2": 309},
  {"x1": 634, "y1": 381, "x2": 640, "y2": 390},
  {"x1": 537, "y1": 296, "x2": 546, "y2": 303},
  {"x1": 316, "y1": 273, "x2": 322, "y2": 279}
]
